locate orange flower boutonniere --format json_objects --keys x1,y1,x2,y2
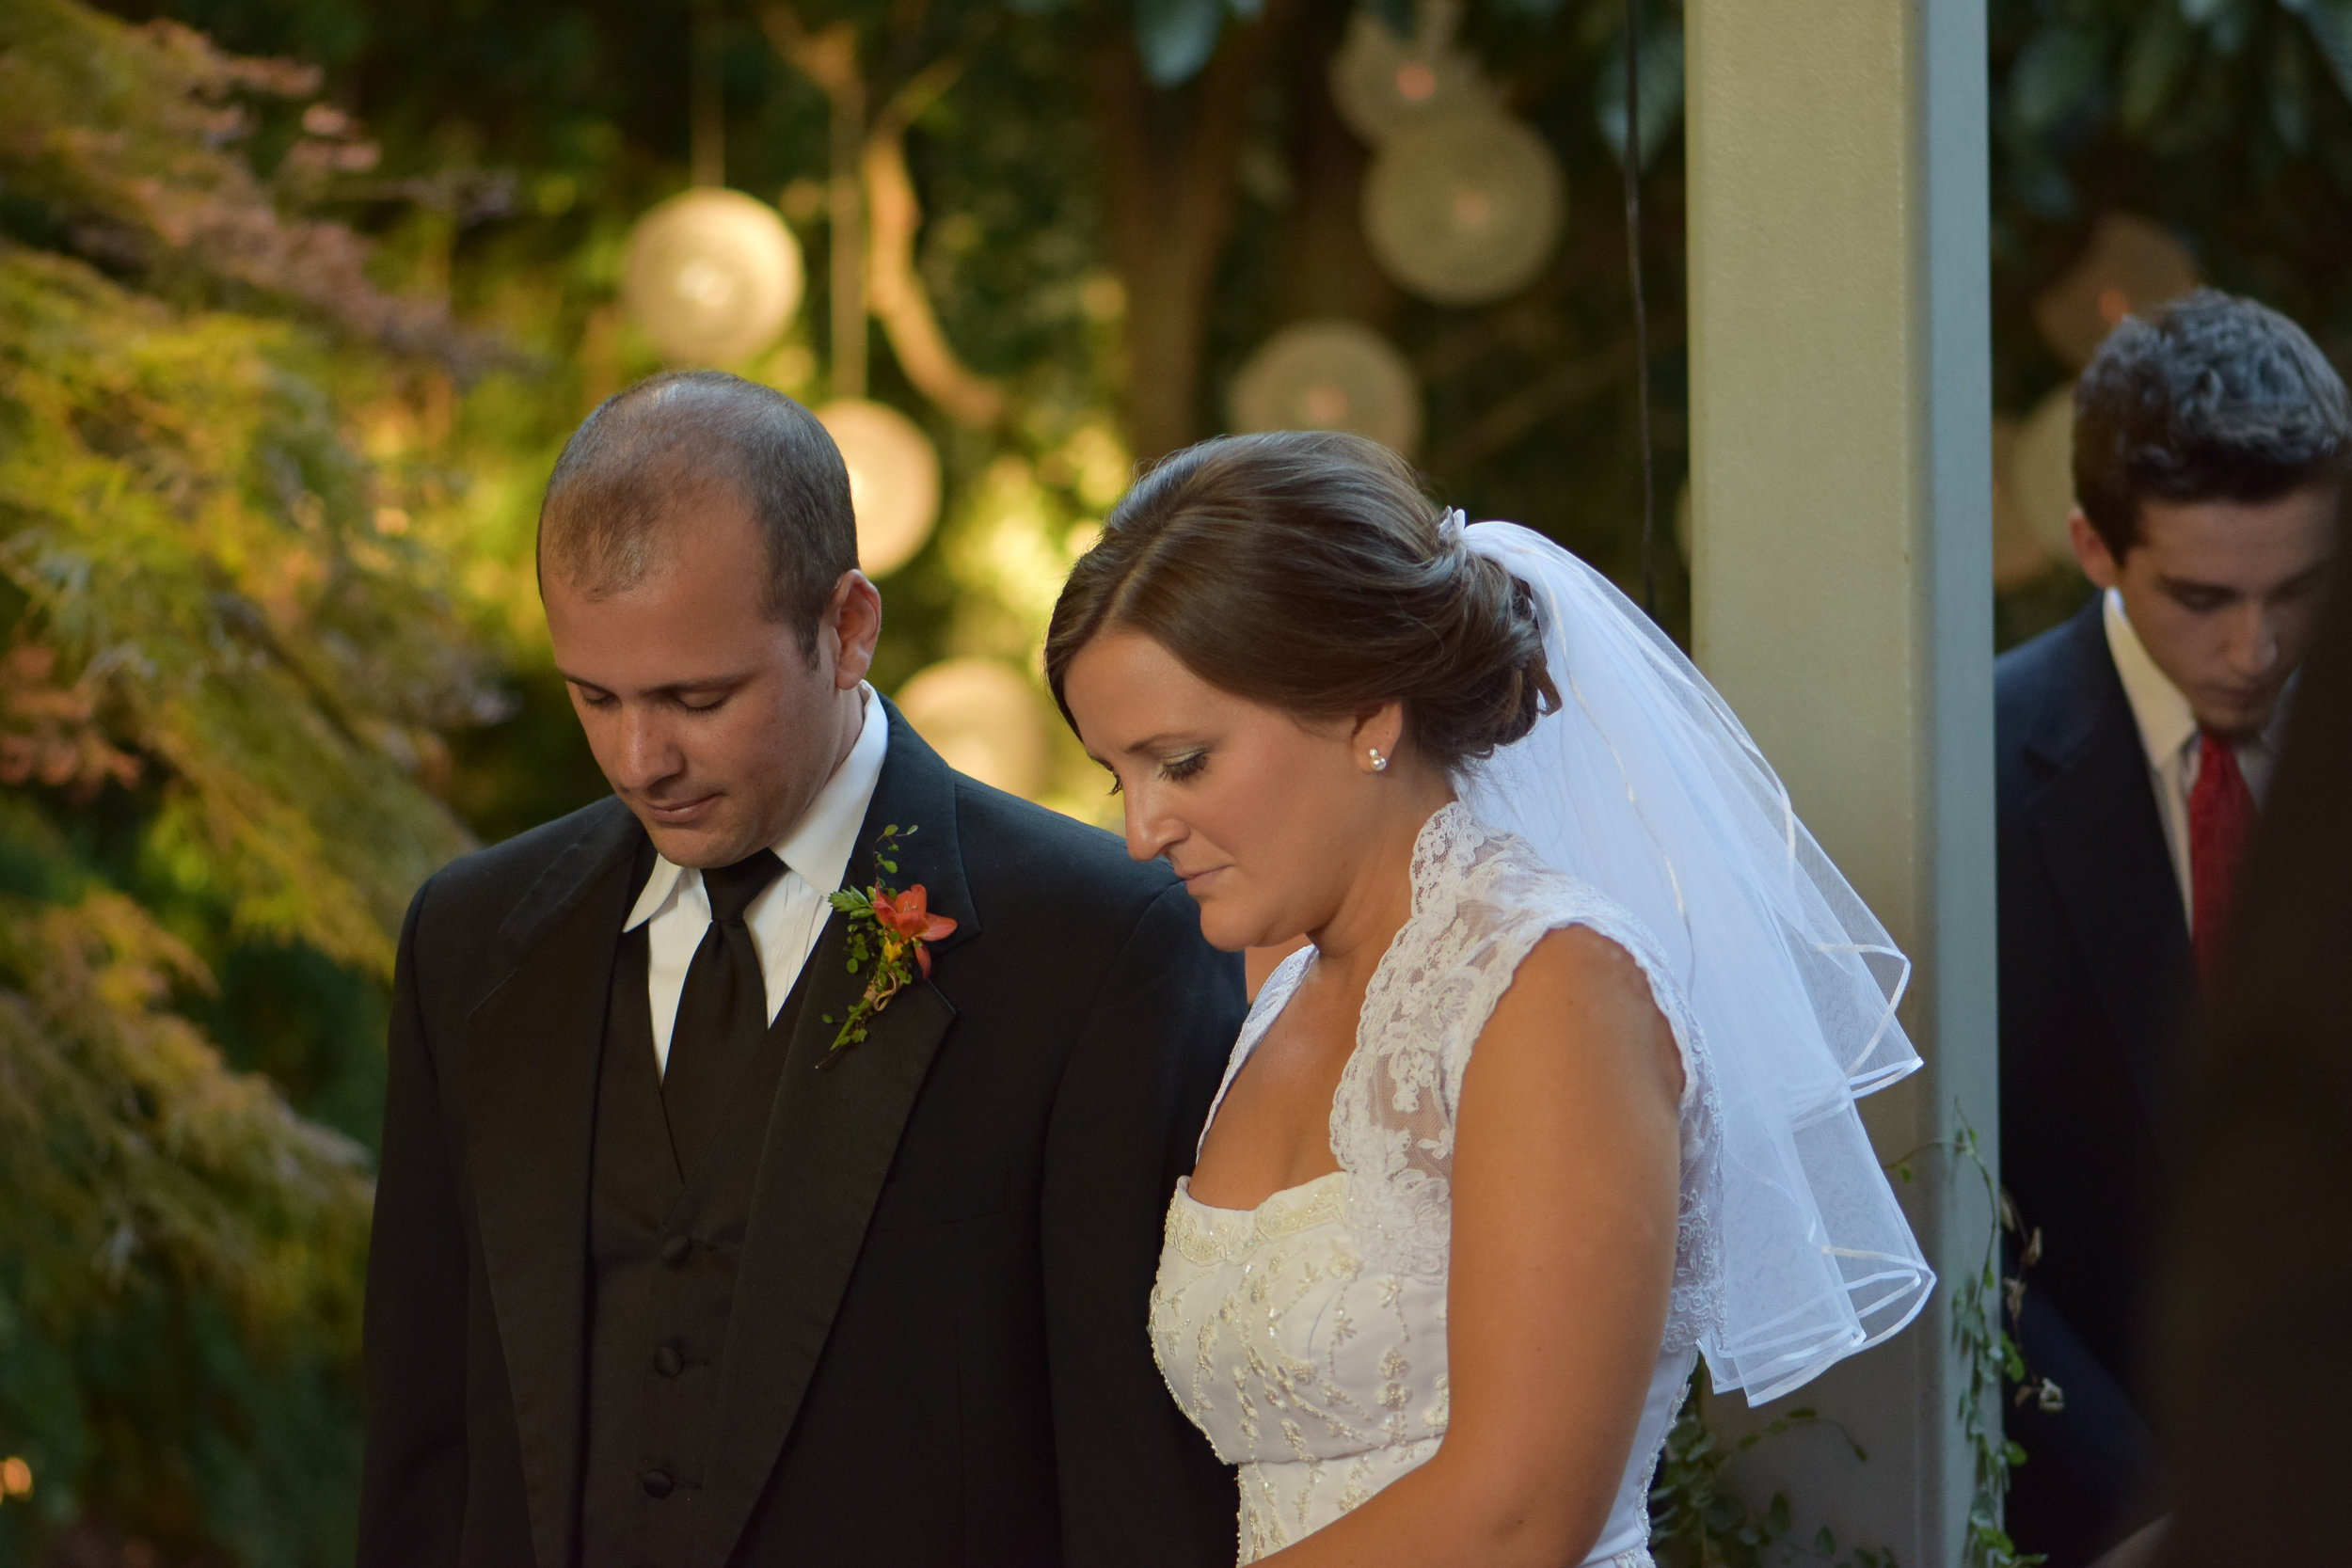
[{"x1": 820, "y1": 824, "x2": 956, "y2": 1061}]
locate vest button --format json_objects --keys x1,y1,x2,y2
[
  {"x1": 660, "y1": 1233, "x2": 691, "y2": 1266},
  {"x1": 640, "y1": 1468, "x2": 674, "y2": 1498},
  {"x1": 654, "y1": 1344, "x2": 683, "y2": 1378}
]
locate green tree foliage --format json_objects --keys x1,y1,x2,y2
[{"x1": 0, "y1": 2, "x2": 490, "y2": 1560}]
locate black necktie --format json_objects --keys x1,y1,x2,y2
[{"x1": 661, "y1": 848, "x2": 786, "y2": 1174}]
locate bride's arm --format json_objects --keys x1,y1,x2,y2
[{"x1": 1258, "y1": 924, "x2": 1685, "y2": 1568}]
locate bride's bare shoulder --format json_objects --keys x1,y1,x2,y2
[{"x1": 1473, "y1": 924, "x2": 1685, "y2": 1106}]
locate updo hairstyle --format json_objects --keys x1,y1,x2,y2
[{"x1": 1044, "y1": 432, "x2": 1558, "y2": 773}]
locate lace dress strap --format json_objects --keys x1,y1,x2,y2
[
  {"x1": 1195, "y1": 944, "x2": 1314, "y2": 1161},
  {"x1": 1329, "y1": 804, "x2": 1725, "y2": 1351}
]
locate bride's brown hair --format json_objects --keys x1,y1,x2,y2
[{"x1": 1044, "y1": 432, "x2": 1557, "y2": 771}]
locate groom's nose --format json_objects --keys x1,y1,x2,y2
[{"x1": 609, "y1": 705, "x2": 687, "y2": 793}]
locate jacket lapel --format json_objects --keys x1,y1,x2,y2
[
  {"x1": 2019, "y1": 601, "x2": 2193, "y2": 1152},
  {"x1": 461, "y1": 798, "x2": 645, "y2": 1568},
  {"x1": 693, "y1": 704, "x2": 977, "y2": 1568}
]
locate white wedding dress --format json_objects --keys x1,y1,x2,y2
[{"x1": 1150, "y1": 802, "x2": 1724, "y2": 1565}]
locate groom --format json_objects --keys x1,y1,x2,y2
[{"x1": 358, "y1": 372, "x2": 1244, "y2": 1567}]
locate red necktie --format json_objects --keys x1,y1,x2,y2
[{"x1": 2188, "y1": 731, "x2": 2255, "y2": 985}]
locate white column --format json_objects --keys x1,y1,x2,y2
[{"x1": 1685, "y1": 1, "x2": 1995, "y2": 1561}]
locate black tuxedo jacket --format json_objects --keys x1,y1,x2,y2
[
  {"x1": 358, "y1": 705, "x2": 1246, "y2": 1568},
  {"x1": 1994, "y1": 597, "x2": 2186, "y2": 1561}
]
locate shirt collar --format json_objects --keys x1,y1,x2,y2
[
  {"x1": 2103, "y1": 588, "x2": 2200, "y2": 770},
  {"x1": 623, "y1": 684, "x2": 890, "y2": 931}
]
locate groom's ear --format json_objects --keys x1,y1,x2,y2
[{"x1": 820, "y1": 570, "x2": 882, "y2": 687}]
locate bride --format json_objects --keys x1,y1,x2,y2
[{"x1": 1045, "y1": 433, "x2": 1932, "y2": 1566}]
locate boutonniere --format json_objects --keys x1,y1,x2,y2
[{"x1": 820, "y1": 824, "x2": 956, "y2": 1062}]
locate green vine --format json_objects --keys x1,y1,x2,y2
[
  {"x1": 1947, "y1": 1114, "x2": 2052, "y2": 1568},
  {"x1": 1649, "y1": 1105, "x2": 2055, "y2": 1567},
  {"x1": 1647, "y1": 1379, "x2": 1896, "y2": 1567}
]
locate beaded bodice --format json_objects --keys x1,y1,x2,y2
[{"x1": 1148, "y1": 804, "x2": 1724, "y2": 1563}]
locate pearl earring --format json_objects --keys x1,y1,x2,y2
[{"x1": 1368, "y1": 748, "x2": 1389, "y2": 772}]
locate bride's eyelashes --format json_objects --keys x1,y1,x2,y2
[
  {"x1": 1158, "y1": 749, "x2": 1210, "y2": 784},
  {"x1": 1100, "y1": 747, "x2": 1212, "y2": 796}
]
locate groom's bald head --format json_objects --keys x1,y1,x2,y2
[{"x1": 538, "y1": 372, "x2": 858, "y2": 654}]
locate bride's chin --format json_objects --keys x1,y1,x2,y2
[
  {"x1": 1197, "y1": 921, "x2": 1250, "y2": 955},
  {"x1": 1192, "y1": 909, "x2": 1258, "y2": 955}
]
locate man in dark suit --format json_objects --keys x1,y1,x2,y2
[
  {"x1": 357, "y1": 372, "x2": 1246, "y2": 1567},
  {"x1": 1996, "y1": 291, "x2": 2343, "y2": 1565}
]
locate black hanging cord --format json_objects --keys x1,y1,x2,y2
[{"x1": 1623, "y1": 0, "x2": 1658, "y2": 618}]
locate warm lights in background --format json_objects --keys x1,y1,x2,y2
[
  {"x1": 623, "y1": 187, "x2": 806, "y2": 366},
  {"x1": 1363, "y1": 110, "x2": 1565, "y2": 306},
  {"x1": 1988, "y1": 214, "x2": 2199, "y2": 589},
  {"x1": 2033, "y1": 212, "x2": 2198, "y2": 371},
  {"x1": 1229, "y1": 0, "x2": 1560, "y2": 463},
  {"x1": 895, "y1": 658, "x2": 1052, "y2": 800},
  {"x1": 1328, "y1": 0, "x2": 1491, "y2": 143},
  {"x1": 818, "y1": 399, "x2": 942, "y2": 577},
  {"x1": 0, "y1": 1455, "x2": 30, "y2": 1501},
  {"x1": 1341, "y1": 0, "x2": 1564, "y2": 308},
  {"x1": 1231, "y1": 319, "x2": 1423, "y2": 457}
]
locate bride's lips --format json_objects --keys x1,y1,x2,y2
[
  {"x1": 1176, "y1": 865, "x2": 1227, "y2": 895},
  {"x1": 642, "y1": 793, "x2": 720, "y2": 826}
]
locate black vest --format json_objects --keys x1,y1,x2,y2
[{"x1": 580, "y1": 915, "x2": 815, "y2": 1568}]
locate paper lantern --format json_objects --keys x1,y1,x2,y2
[
  {"x1": 2033, "y1": 214, "x2": 2198, "y2": 371},
  {"x1": 2008, "y1": 382, "x2": 2080, "y2": 565},
  {"x1": 1362, "y1": 110, "x2": 1565, "y2": 306},
  {"x1": 1230, "y1": 320, "x2": 1422, "y2": 456},
  {"x1": 623, "y1": 188, "x2": 804, "y2": 366},
  {"x1": 895, "y1": 659, "x2": 1051, "y2": 800},
  {"x1": 1328, "y1": 9, "x2": 1492, "y2": 146},
  {"x1": 817, "y1": 399, "x2": 940, "y2": 578}
]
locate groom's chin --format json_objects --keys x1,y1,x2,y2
[{"x1": 629, "y1": 805, "x2": 749, "y2": 870}]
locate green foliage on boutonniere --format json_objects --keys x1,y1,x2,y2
[{"x1": 818, "y1": 824, "x2": 957, "y2": 1063}]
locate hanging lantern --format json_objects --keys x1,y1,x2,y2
[
  {"x1": 2033, "y1": 214, "x2": 2198, "y2": 372},
  {"x1": 895, "y1": 659, "x2": 1051, "y2": 800},
  {"x1": 1328, "y1": 8, "x2": 1492, "y2": 146},
  {"x1": 1362, "y1": 110, "x2": 1565, "y2": 306},
  {"x1": 1230, "y1": 319, "x2": 1423, "y2": 457},
  {"x1": 2007, "y1": 381, "x2": 2080, "y2": 568},
  {"x1": 623, "y1": 187, "x2": 805, "y2": 366},
  {"x1": 816, "y1": 399, "x2": 940, "y2": 578}
]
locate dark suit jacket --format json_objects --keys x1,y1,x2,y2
[
  {"x1": 1995, "y1": 597, "x2": 2188, "y2": 1563},
  {"x1": 358, "y1": 704, "x2": 1245, "y2": 1568},
  {"x1": 2153, "y1": 589, "x2": 2352, "y2": 1565}
]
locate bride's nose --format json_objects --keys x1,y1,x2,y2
[{"x1": 1122, "y1": 789, "x2": 1184, "y2": 864}]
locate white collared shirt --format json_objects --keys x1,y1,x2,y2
[
  {"x1": 2101, "y1": 590, "x2": 2286, "y2": 930},
  {"x1": 623, "y1": 685, "x2": 890, "y2": 1073}
]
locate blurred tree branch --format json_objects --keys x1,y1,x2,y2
[{"x1": 866, "y1": 61, "x2": 1010, "y2": 427}]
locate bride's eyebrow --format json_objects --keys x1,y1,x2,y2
[{"x1": 1118, "y1": 733, "x2": 1199, "y2": 756}]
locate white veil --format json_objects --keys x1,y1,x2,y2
[{"x1": 1456, "y1": 518, "x2": 1932, "y2": 1404}]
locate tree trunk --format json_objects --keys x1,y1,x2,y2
[
  {"x1": 1272, "y1": 0, "x2": 1396, "y2": 329},
  {"x1": 1087, "y1": 8, "x2": 1294, "y2": 462}
]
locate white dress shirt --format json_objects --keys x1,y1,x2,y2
[
  {"x1": 2101, "y1": 590, "x2": 2286, "y2": 931},
  {"x1": 623, "y1": 685, "x2": 889, "y2": 1073}
]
